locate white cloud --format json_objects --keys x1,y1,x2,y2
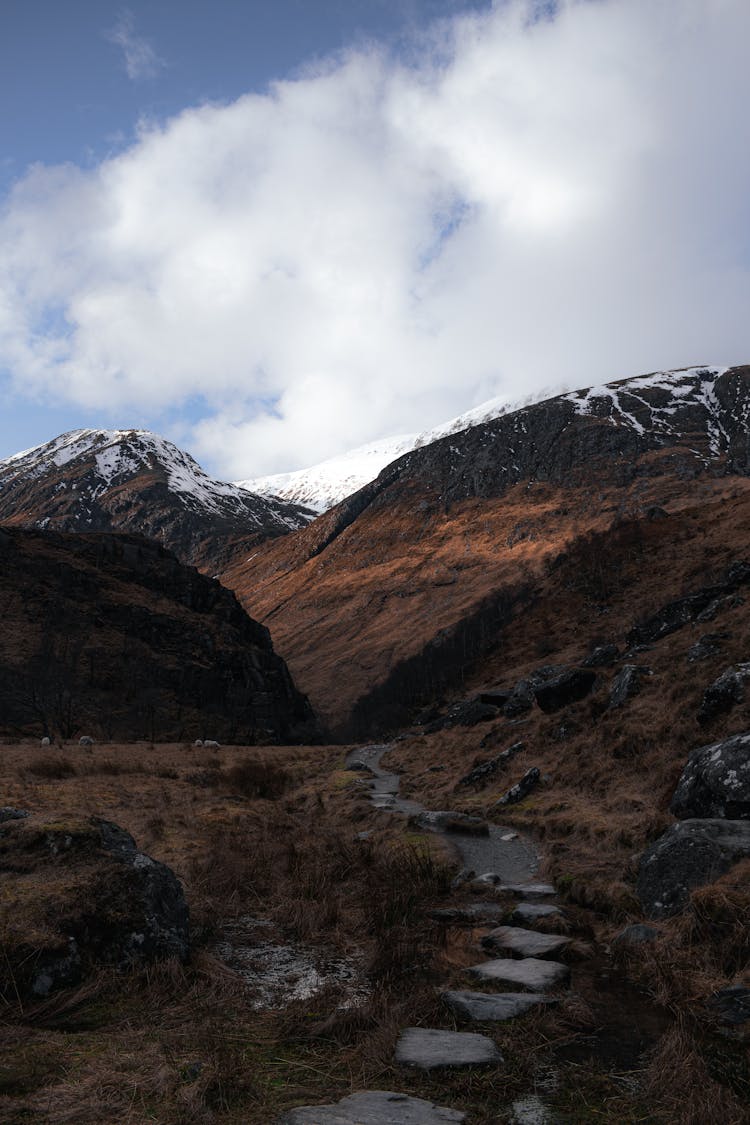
[
  {"x1": 2, "y1": 0, "x2": 750, "y2": 478},
  {"x1": 106, "y1": 9, "x2": 164, "y2": 81}
]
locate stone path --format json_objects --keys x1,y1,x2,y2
[{"x1": 281, "y1": 745, "x2": 572, "y2": 1123}]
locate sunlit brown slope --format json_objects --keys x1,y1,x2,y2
[{"x1": 223, "y1": 366, "x2": 750, "y2": 736}]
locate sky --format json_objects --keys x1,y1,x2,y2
[{"x1": 1, "y1": 0, "x2": 749, "y2": 480}]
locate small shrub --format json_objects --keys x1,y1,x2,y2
[
  {"x1": 222, "y1": 758, "x2": 291, "y2": 800},
  {"x1": 19, "y1": 755, "x2": 76, "y2": 780}
]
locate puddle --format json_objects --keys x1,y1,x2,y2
[
  {"x1": 215, "y1": 917, "x2": 367, "y2": 1010},
  {"x1": 555, "y1": 962, "x2": 672, "y2": 1071}
]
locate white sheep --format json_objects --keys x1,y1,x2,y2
[
  {"x1": 203, "y1": 739, "x2": 221, "y2": 749},
  {"x1": 193, "y1": 739, "x2": 204, "y2": 746},
  {"x1": 40, "y1": 736, "x2": 50, "y2": 747},
  {"x1": 79, "y1": 735, "x2": 95, "y2": 746}
]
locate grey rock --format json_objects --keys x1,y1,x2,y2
[
  {"x1": 78, "y1": 735, "x2": 95, "y2": 746},
  {"x1": 613, "y1": 923, "x2": 660, "y2": 946},
  {"x1": 609, "y1": 664, "x2": 651, "y2": 709},
  {"x1": 0, "y1": 807, "x2": 29, "y2": 824},
  {"x1": 279, "y1": 1090, "x2": 466, "y2": 1124},
  {"x1": 467, "y1": 957, "x2": 570, "y2": 991},
  {"x1": 477, "y1": 689, "x2": 512, "y2": 708},
  {"x1": 442, "y1": 989, "x2": 556, "y2": 1022},
  {"x1": 670, "y1": 731, "x2": 750, "y2": 819},
  {"x1": 424, "y1": 700, "x2": 499, "y2": 733},
  {"x1": 496, "y1": 767, "x2": 540, "y2": 806},
  {"x1": 697, "y1": 666, "x2": 750, "y2": 725},
  {"x1": 456, "y1": 742, "x2": 525, "y2": 788},
  {"x1": 395, "y1": 1027, "x2": 502, "y2": 1069},
  {"x1": 481, "y1": 926, "x2": 570, "y2": 959},
  {"x1": 637, "y1": 818, "x2": 750, "y2": 918},
  {"x1": 582, "y1": 643, "x2": 620, "y2": 668},
  {"x1": 687, "y1": 633, "x2": 728, "y2": 662}
]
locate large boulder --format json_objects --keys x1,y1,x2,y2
[
  {"x1": 0, "y1": 814, "x2": 189, "y2": 1002},
  {"x1": 636, "y1": 819, "x2": 750, "y2": 918},
  {"x1": 670, "y1": 731, "x2": 750, "y2": 819},
  {"x1": 533, "y1": 668, "x2": 597, "y2": 713}
]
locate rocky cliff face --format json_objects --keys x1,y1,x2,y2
[
  {"x1": 0, "y1": 429, "x2": 314, "y2": 573},
  {"x1": 223, "y1": 366, "x2": 750, "y2": 735},
  {"x1": 0, "y1": 526, "x2": 318, "y2": 743}
]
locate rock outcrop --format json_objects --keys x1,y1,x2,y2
[
  {"x1": 0, "y1": 814, "x2": 189, "y2": 1002},
  {"x1": 697, "y1": 665, "x2": 750, "y2": 725},
  {"x1": 636, "y1": 819, "x2": 750, "y2": 918}
]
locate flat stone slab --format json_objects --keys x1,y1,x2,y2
[
  {"x1": 429, "y1": 903, "x2": 505, "y2": 924},
  {"x1": 279, "y1": 1090, "x2": 466, "y2": 1123},
  {"x1": 442, "y1": 990, "x2": 556, "y2": 1022},
  {"x1": 509, "y1": 903, "x2": 561, "y2": 925},
  {"x1": 498, "y1": 882, "x2": 556, "y2": 897},
  {"x1": 467, "y1": 957, "x2": 570, "y2": 992},
  {"x1": 481, "y1": 926, "x2": 570, "y2": 960},
  {"x1": 395, "y1": 1027, "x2": 502, "y2": 1069}
]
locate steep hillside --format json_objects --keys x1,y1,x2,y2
[
  {"x1": 0, "y1": 526, "x2": 317, "y2": 743},
  {"x1": 223, "y1": 366, "x2": 750, "y2": 735},
  {"x1": 0, "y1": 429, "x2": 314, "y2": 572}
]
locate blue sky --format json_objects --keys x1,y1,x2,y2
[{"x1": 1, "y1": 1, "x2": 749, "y2": 478}]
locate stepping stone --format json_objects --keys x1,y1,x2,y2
[
  {"x1": 395, "y1": 1027, "x2": 502, "y2": 1069},
  {"x1": 498, "y1": 882, "x2": 556, "y2": 897},
  {"x1": 429, "y1": 903, "x2": 505, "y2": 924},
  {"x1": 467, "y1": 957, "x2": 570, "y2": 992},
  {"x1": 481, "y1": 926, "x2": 570, "y2": 960},
  {"x1": 442, "y1": 990, "x2": 556, "y2": 1022},
  {"x1": 279, "y1": 1090, "x2": 466, "y2": 1123},
  {"x1": 509, "y1": 903, "x2": 561, "y2": 925}
]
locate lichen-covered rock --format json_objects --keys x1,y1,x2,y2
[
  {"x1": 0, "y1": 814, "x2": 189, "y2": 1002},
  {"x1": 280, "y1": 1091, "x2": 466, "y2": 1124},
  {"x1": 670, "y1": 731, "x2": 750, "y2": 819},
  {"x1": 456, "y1": 741, "x2": 525, "y2": 788},
  {"x1": 636, "y1": 819, "x2": 750, "y2": 918},
  {"x1": 697, "y1": 666, "x2": 750, "y2": 725},
  {"x1": 582, "y1": 644, "x2": 620, "y2": 668}
]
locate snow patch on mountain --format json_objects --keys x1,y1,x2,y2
[
  {"x1": 238, "y1": 389, "x2": 555, "y2": 512},
  {"x1": 0, "y1": 428, "x2": 313, "y2": 530}
]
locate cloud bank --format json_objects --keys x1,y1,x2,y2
[{"x1": 2, "y1": 0, "x2": 750, "y2": 477}]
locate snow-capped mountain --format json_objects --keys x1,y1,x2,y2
[
  {"x1": 239, "y1": 367, "x2": 736, "y2": 512},
  {"x1": 237, "y1": 392, "x2": 543, "y2": 512},
  {"x1": 0, "y1": 428, "x2": 314, "y2": 571}
]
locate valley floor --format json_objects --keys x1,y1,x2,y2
[{"x1": 1, "y1": 736, "x2": 747, "y2": 1124}]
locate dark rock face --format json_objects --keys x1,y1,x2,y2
[
  {"x1": 609, "y1": 664, "x2": 651, "y2": 709},
  {"x1": 0, "y1": 815, "x2": 189, "y2": 1002},
  {"x1": 0, "y1": 528, "x2": 317, "y2": 743},
  {"x1": 613, "y1": 923, "x2": 660, "y2": 946},
  {"x1": 533, "y1": 668, "x2": 597, "y2": 713},
  {"x1": 636, "y1": 819, "x2": 750, "y2": 918},
  {"x1": 697, "y1": 665, "x2": 750, "y2": 725},
  {"x1": 670, "y1": 732, "x2": 750, "y2": 819},
  {"x1": 496, "y1": 767, "x2": 540, "y2": 806}
]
